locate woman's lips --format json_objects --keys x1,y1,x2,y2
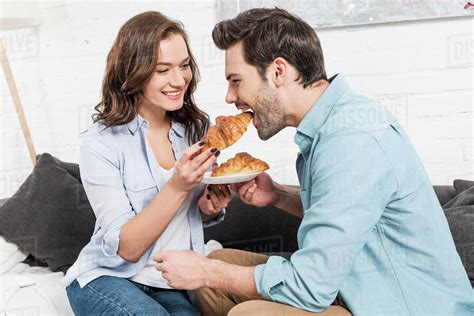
[{"x1": 162, "y1": 90, "x2": 182, "y2": 100}]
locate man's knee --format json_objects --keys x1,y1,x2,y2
[
  {"x1": 207, "y1": 248, "x2": 269, "y2": 266},
  {"x1": 196, "y1": 286, "x2": 236, "y2": 316},
  {"x1": 228, "y1": 300, "x2": 262, "y2": 316},
  {"x1": 206, "y1": 248, "x2": 235, "y2": 260},
  {"x1": 195, "y1": 286, "x2": 214, "y2": 305},
  {"x1": 229, "y1": 300, "x2": 351, "y2": 316}
]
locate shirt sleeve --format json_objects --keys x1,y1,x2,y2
[
  {"x1": 202, "y1": 208, "x2": 226, "y2": 228},
  {"x1": 79, "y1": 133, "x2": 135, "y2": 258},
  {"x1": 254, "y1": 128, "x2": 398, "y2": 312},
  {"x1": 200, "y1": 154, "x2": 227, "y2": 228}
]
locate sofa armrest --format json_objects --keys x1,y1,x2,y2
[{"x1": 204, "y1": 194, "x2": 301, "y2": 257}]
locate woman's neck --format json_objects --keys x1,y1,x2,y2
[{"x1": 139, "y1": 104, "x2": 169, "y2": 131}]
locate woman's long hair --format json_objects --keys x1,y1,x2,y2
[{"x1": 92, "y1": 11, "x2": 209, "y2": 144}]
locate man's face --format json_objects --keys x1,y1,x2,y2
[{"x1": 224, "y1": 42, "x2": 286, "y2": 140}]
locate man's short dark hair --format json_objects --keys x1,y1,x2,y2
[{"x1": 212, "y1": 7, "x2": 327, "y2": 88}]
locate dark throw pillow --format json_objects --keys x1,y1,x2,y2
[
  {"x1": 0, "y1": 153, "x2": 95, "y2": 273},
  {"x1": 453, "y1": 179, "x2": 474, "y2": 196},
  {"x1": 442, "y1": 186, "x2": 474, "y2": 287}
]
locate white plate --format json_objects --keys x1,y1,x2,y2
[{"x1": 202, "y1": 171, "x2": 264, "y2": 184}]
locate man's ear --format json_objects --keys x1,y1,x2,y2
[{"x1": 271, "y1": 57, "x2": 287, "y2": 87}]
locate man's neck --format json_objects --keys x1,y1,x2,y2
[{"x1": 285, "y1": 80, "x2": 330, "y2": 127}]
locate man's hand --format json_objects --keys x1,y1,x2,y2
[
  {"x1": 154, "y1": 250, "x2": 209, "y2": 290},
  {"x1": 230, "y1": 172, "x2": 278, "y2": 208},
  {"x1": 155, "y1": 250, "x2": 261, "y2": 300}
]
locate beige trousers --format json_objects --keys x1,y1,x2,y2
[{"x1": 195, "y1": 249, "x2": 351, "y2": 316}]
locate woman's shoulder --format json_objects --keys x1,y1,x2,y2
[
  {"x1": 84, "y1": 120, "x2": 131, "y2": 138},
  {"x1": 81, "y1": 120, "x2": 130, "y2": 149},
  {"x1": 79, "y1": 121, "x2": 129, "y2": 166}
]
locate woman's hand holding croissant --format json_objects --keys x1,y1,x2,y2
[{"x1": 168, "y1": 141, "x2": 220, "y2": 192}]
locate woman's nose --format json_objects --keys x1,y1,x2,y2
[{"x1": 169, "y1": 69, "x2": 186, "y2": 87}]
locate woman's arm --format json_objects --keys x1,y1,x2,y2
[
  {"x1": 118, "y1": 181, "x2": 189, "y2": 262},
  {"x1": 118, "y1": 142, "x2": 218, "y2": 262}
]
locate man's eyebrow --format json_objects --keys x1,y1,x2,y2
[{"x1": 156, "y1": 56, "x2": 190, "y2": 66}]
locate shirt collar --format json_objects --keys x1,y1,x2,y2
[
  {"x1": 126, "y1": 114, "x2": 184, "y2": 138},
  {"x1": 295, "y1": 73, "x2": 349, "y2": 153},
  {"x1": 126, "y1": 114, "x2": 147, "y2": 135},
  {"x1": 170, "y1": 121, "x2": 185, "y2": 138}
]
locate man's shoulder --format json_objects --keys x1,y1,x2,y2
[{"x1": 321, "y1": 92, "x2": 397, "y2": 141}]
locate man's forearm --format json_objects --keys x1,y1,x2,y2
[
  {"x1": 205, "y1": 259, "x2": 262, "y2": 300},
  {"x1": 273, "y1": 183, "x2": 303, "y2": 218}
]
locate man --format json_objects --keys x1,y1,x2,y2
[{"x1": 154, "y1": 8, "x2": 473, "y2": 315}]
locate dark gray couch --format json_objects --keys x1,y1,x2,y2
[
  {"x1": 0, "y1": 184, "x2": 467, "y2": 281},
  {"x1": 204, "y1": 185, "x2": 456, "y2": 257}
]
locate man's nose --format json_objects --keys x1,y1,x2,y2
[{"x1": 225, "y1": 86, "x2": 237, "y2": 104}]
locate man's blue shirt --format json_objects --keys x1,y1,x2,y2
[{"x1": 254, "y1": 74, "x2": 473, "y2": 315}]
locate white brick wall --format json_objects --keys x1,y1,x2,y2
[{"x1": 0, "y1": 1, "x2": 472, "y2": 198}]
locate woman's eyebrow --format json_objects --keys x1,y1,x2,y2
[{"x1": 156, "y1": 56, "x2": 190, "y2": 66}]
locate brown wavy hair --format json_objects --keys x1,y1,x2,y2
[{"x1": 93, "y1": 11, "x2": 209, "y2": 144}]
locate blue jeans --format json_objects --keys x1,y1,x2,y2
[{"x1": 66, "y1": 276, "x2": 200, "y2": 315}]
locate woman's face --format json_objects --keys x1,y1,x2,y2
[{"x1": 142, "y1": 33, "x2": 192, "y2": 113}]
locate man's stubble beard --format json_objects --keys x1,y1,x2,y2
[{"x1": 254, "y1": 84, "x2": 286, "y2": 141}]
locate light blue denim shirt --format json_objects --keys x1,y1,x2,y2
[
  {"x1": 63, "y1": 115, "x2": 224, "y2": 288},
  {"x1": 254, "y1": 74, "x2": 473, "y2": 315}
]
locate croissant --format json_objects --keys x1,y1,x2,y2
[
  {"x1": 198, "y1": 112, "x2": 253, "y2": 154},
  {"x1": 212, "y1": 152, "x2": 269, "y2": 177}
]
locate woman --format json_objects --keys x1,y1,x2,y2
[{"x1": 63, "y1": 11, "x2": 231, "y2": 315}]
